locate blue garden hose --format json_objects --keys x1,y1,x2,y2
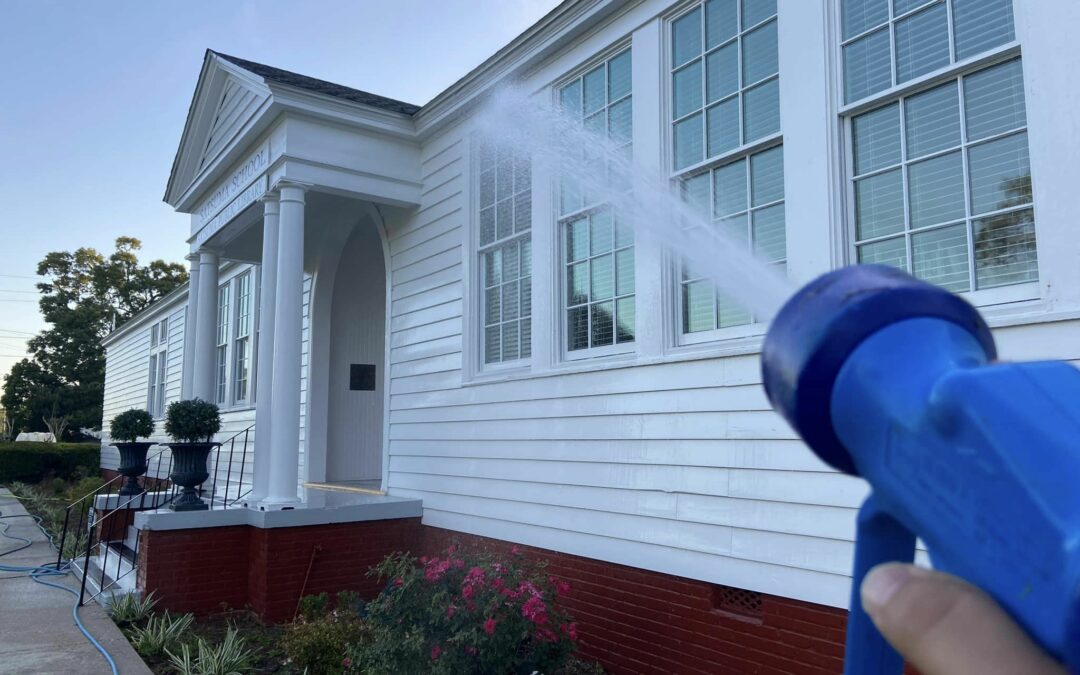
[{"x1": 0, "y1": 510, "x2": 120, "y2": 675}]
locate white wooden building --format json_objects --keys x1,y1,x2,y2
[{"x1": 100, "y1": 0, "x2": 1080, "y2": 630}]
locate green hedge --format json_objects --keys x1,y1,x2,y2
[{"x1": 0, "y1": 442, "x2": 101, "y2": 483}]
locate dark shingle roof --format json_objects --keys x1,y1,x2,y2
[{"x1": 213, "y1": 51, "x2": 421, "y2": 116}]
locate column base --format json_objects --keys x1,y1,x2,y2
[{"x1": 252, "y1": 497, "x2": 300, "y2": 512}]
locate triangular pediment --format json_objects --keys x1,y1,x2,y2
[{"x1": 163, "y1": 51, "x2": 273, "y2": 208}]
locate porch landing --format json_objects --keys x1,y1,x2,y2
[{"x1": 133, "y1": 485, "x2": 420, "y2": 532}]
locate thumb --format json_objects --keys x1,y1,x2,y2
[{"x1": 860, "y1": 563, "x2": 1065, "y2": 675}]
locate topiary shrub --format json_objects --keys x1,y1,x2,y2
[
  {"x1": 164, "y1": 399, "x2": 221, "y2": 444},
  {"x1": 111, "y1": 409, "x2": 155, "y2": 443},
  {"x1": 355, "y1": 542, "x2": 578, "y2": 675}
]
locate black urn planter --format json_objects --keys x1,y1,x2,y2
[
  {"x1": 167, "y1": 442, "x2": 219, "y2": 512},
  {"x1": 115, "y1": 442, "x2": 154, "y2": 496}
]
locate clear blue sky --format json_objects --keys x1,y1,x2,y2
[{"x1": 0, "y1": 0, "x2": 559, "y2": 383}]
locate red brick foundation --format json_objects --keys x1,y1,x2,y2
[{"x1": 139, "y1": 520, "x2": 913, "y2": 674}]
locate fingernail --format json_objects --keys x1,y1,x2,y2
[{"x1": 861, "y1": 563, "x2": 912, "y2": 611}]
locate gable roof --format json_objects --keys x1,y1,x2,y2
[{"x1": 212, "y1": 51, "x2": 421, "y2": 116}]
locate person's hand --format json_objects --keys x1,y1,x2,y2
[{"x1": 861, "y1": 563, "x2": 1066, "y2": 675}]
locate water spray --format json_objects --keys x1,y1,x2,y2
[{"x1": 762, "y1": 264, "x2": 1080, "y2": 674}]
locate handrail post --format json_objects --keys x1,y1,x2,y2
[{"x1": 57, "y1": 507, "x2": 71, "y2": 569}]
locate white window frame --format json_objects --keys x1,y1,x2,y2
[
  {"x1": 207, "y1": 266, "x2": 261, "y2": 411},
  {"x1": 668, "y1": 0, "x2": 785, "y2": 347},
  {"x1": 554, "y1": 44, "x2": 636, "y2": 362},
  {"x1": 836, "y1": 3, "x2": 1037, "y2": 308},
  {"x1": 472, "y1": 136, "x2": 533, "y2": 374},
  {"x1": 147, "y1": 318, "x2": 168, "y2": 419},
  {"x1": 215, "y1": 283, "x2": 230, "y2": 405},
  {"x1": 232, "y1": 270, "x2": 253, "y2": 405}
]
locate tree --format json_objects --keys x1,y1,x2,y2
[{"x1": 1, "y1": 238, "x2": 187, "y2": 437}]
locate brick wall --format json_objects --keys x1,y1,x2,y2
[{"x1": 138, "y1": 520, "x2": 915, "y2": 674}]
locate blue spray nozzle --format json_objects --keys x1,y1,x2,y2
[
  {"x1": 761, "y1": 265, "x2": 1080, "y2": 674},
  {"x1": 761, "y1": 264, "x2": 996, "y2": 475}
]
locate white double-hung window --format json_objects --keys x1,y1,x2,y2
[
  {"x1": 476, "y1": 139, "x2": 532, "y2": 367},
  {"x1": 842, "y1": 0, "x2": 1035, "y2": 296},
  {"x1": 215, "y1": 283, "x2": 230, "y2": 405},
  {"x1": 557, "y1": 48, "x2": 635, "y2": 356},
  {"x1": 233, "y1": 271, "x2": 253, "y2": 404},
  {"x1": 671, "y1": 0, "x2": 785, "y2": 338},
  {"x1": 146, "y1": 318, "x2": 168, "y2": 418}
]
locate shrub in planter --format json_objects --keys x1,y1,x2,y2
[
  {"x1": 355, "y1": 543, "x2": 578, "y2": 675},
  {"x1": 164, "y1": 399, "x2": 221, "y2": 512},
  {"x1": 111, "y1": 409, "x2": 155, "y2": 496}
]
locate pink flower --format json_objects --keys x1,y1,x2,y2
[
  {"x1": 424, "y1": 557, "x2": 451, "y2": 583},
  {"x1": 393, "y1": 578, "x2": 403, "y2": 587},
  {"x1": 555, "y1": 580, "x2": 571, "y2": 597},
  {"x1": 431, "y1": 644, "x2": 443, "y2": 661},
  {"x1": 511, "y1": 545, "x2": 522, "y2": 556},
  {"x1": 522, "y1": 595, "x2": 548, "y2": 623},
  {"x1": 462, "y1": 584, "x2": 475, "y2": 601},
  {"x1": 453, "y1": 558, "x2": 465, "y2": 569},
  {"x1": 447, "y1": 604, "x2": 456, "y2": 618},
  {"x1": 342, "y1": 656, "x2": 352, "y2": 668},
  {"x1": 561, "y1": 622, "x2": 579, "y2": 640},
  {"x1": 483, "y1": 618, "x2": 497, "y2": 635},
  {"x1": 447, "y1": 544, "x2": 457, "y2": 555}
]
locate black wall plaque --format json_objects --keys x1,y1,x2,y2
[{"x1": 350, "y1": 364, "x2": 376, "y2": 391}]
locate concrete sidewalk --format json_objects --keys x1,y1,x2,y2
[{"x1": 0, "y1": 488, "x2": 151, "y2": 675}]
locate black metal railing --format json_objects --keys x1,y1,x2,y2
[{"x1": 58, "y1": 424, "x2": 255, "y2": 606}]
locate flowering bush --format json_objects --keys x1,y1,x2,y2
[{"x1": 354, "y1": 543, "x2": 577, "y2": 674}]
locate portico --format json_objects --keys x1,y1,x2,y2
[{"x1": 163, "y1": 50, "x2": 423, "y2": 509}]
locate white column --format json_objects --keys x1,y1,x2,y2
[
  {"x1": 180, "y1": 252, "x2": 201, "y2": 400},
  {"x1": 262, "y1": 182, "x2": 308, "y2": 506},
  {"x1": 249, "y1": 194, "x2": 279, "y2": 504},
  {"x1": 191, "y1": 248, "x2": 220, "y2": 402}
]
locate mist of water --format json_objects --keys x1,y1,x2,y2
[{"x1": 472, "y1": 86, "x2": 796, "y2": 322}]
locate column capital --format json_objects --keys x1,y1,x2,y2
[
  {"x1": 185, "y1": 251, "x2": 201, "y2": 264},
  {"x1": 273, "y1": 180, "x2": 313, "y2": 204}
]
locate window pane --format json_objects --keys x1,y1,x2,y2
[
  {"x1": 953, "y1": 0, "x2": 1014, "y2": 61},
  {"x1": 568, "y1": 307, "x2": 589, "y2": 350},
  {"x1": 707, "y1": 99, "x2": 740, "y2": 157},
  {"x1": 858, "y1": 236, "x2": 908, "y2": 270},
  {"x1": 608, "y1": 50, "x2": 632, "y2": 101},
  {"x1": 844, "y1": 28, "x2": 891, "y2": 103},
  {"x1": 719, "y1": 213, "x2": 750, "y2": 247},
  {"x1": 750, "y1": 146, "x2": 783, "y2": 206},
  {"x1": 478, "y1": 141, "x2": 495, "y2": 172},
  {"x1": 514, "y1": 157, "x2": 531, "y2": 194},
  {"x1": 616, "y1": 249, "x2": 635, "y2": 295},
  {"x1": 608, "y1": 98, "x2": 632, "y2": 144},
  {"x1": 905, "y1": 81, "x2": 960, "y2": 159},
  {"x1": 485, "y1": 287, "x2": 500, "y2": 324},
  {"x1": 674, "y1": 61, "x2": 703, "y2": 119},
  {"x1": 591, "y1": 256, "x2": 614, "y2": 301},
  {"x1": 964, "y1": 59, "x2": 1026, "y2": 141},
  {"x1": 741, "y1": 0, "x2": 776, "y2": 29},
  {"x1": 496, "y1": 199, "x2": 513, "y2": 240},
  {"x1": 485, "y1": 326, "x2": 501, "y2": 362},
  {"x1": 521, "y1": 318, "x2": 532, "y2": 358},
  {"x1": 673, "y1": 8, "x2": 703, "y2": 67},
  {"x1": 912, "y1": 224, "x2": 970, "y2": 292},
  {"x1": 706, "y1": 43, "x2": 739, "y2": 103},
  {"x1": 502, "y1": 280, "x2": 519, "y2": 320},
  {"x1": 853, "y1": 103, "x2": 901, "y2": 175},
  {"x1": 514, "y1": 191, "x2": 531, "y2": 233},
  {"x1": 559, "y1": 80, "x2": 582, "y2": 116},
  {"x1": 521, "y1": 276, "x2": 532, "y2": 317},
  {"x1": 567, "y1": 218, "x2": 588, "y2": 262},
  {"x1": 856, "y1": 169, "x2": 905, "y2": 239},
  {"x1": 714, "y1": 159, "x2": 748, "y2": 216},
  {"x1": 895, "y1": 3, "x2": 950, "y2": 83},
  {"x1": 521, "y1": 239, "x2": 532, "y2": 276},
  {"x1": 675, "y1": 113, "x2": 704, "y2": 170},
  {"x1": 974, "y1": 207, "x2": 1037, "y2": 289},
  {"x1": 742, "y1": 20, "x2": 778, "y2": 86},
  {"x1": 502, "y1": 321, "x2": 520, "y2": 361},
  {"x1": 683, "y1": 280, "x2": 715, "y2": 332},
  {"x1": 743, "y1": 78, "x2": 780, "y2": 143},
  {"x1": 479, "y1": 170, "x2": 495, "y2": 207},
  {"x1": 753, "y1": 204, "x2": 786, "y2": 262},
  {"x1": 568, "y1": 262, "x2": 589, "y2": 305},
  {"x1": 842, "y1": 0, "x2": 888, "y2": 40},
  {"x1": 484, "y1": 249, "x2": 501, "y2": 287},
  {"x1": 583, "y1": 65, "x2": 606, "y2": 115},
  {"x1": 590, "y1": 301, "x2": 615, "y2": 347},
  {"x1": 968, "y1": 132, "x2": 1031, "y2": 216},
  {"x1": 616, "y1": 297, "x2": 636, "y2": 343},
  {"x1": 683, "y1": 173, "x2": 711, "y2": 218},
  {"x1": 908, "y1": 151, "x2": 965, "y2": 228},
  {"x1": 477, "y1": 206, "x2": 495, "y2": 246},
  {"x1": 496, "y1": 162, "x2": 513, "y2": 201},
  {"x1": 615, "y1": 218, "x2": 634, "y2": 248},
  {"x1": 706, "y1": 0, "x2": 738, "y2": 48},
  {"x1": 718, "y1": 292, "x2": 752, "y2": 327},
  {"x1": 590, "y1": 210, "x2": 614, "y2": 255}
]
